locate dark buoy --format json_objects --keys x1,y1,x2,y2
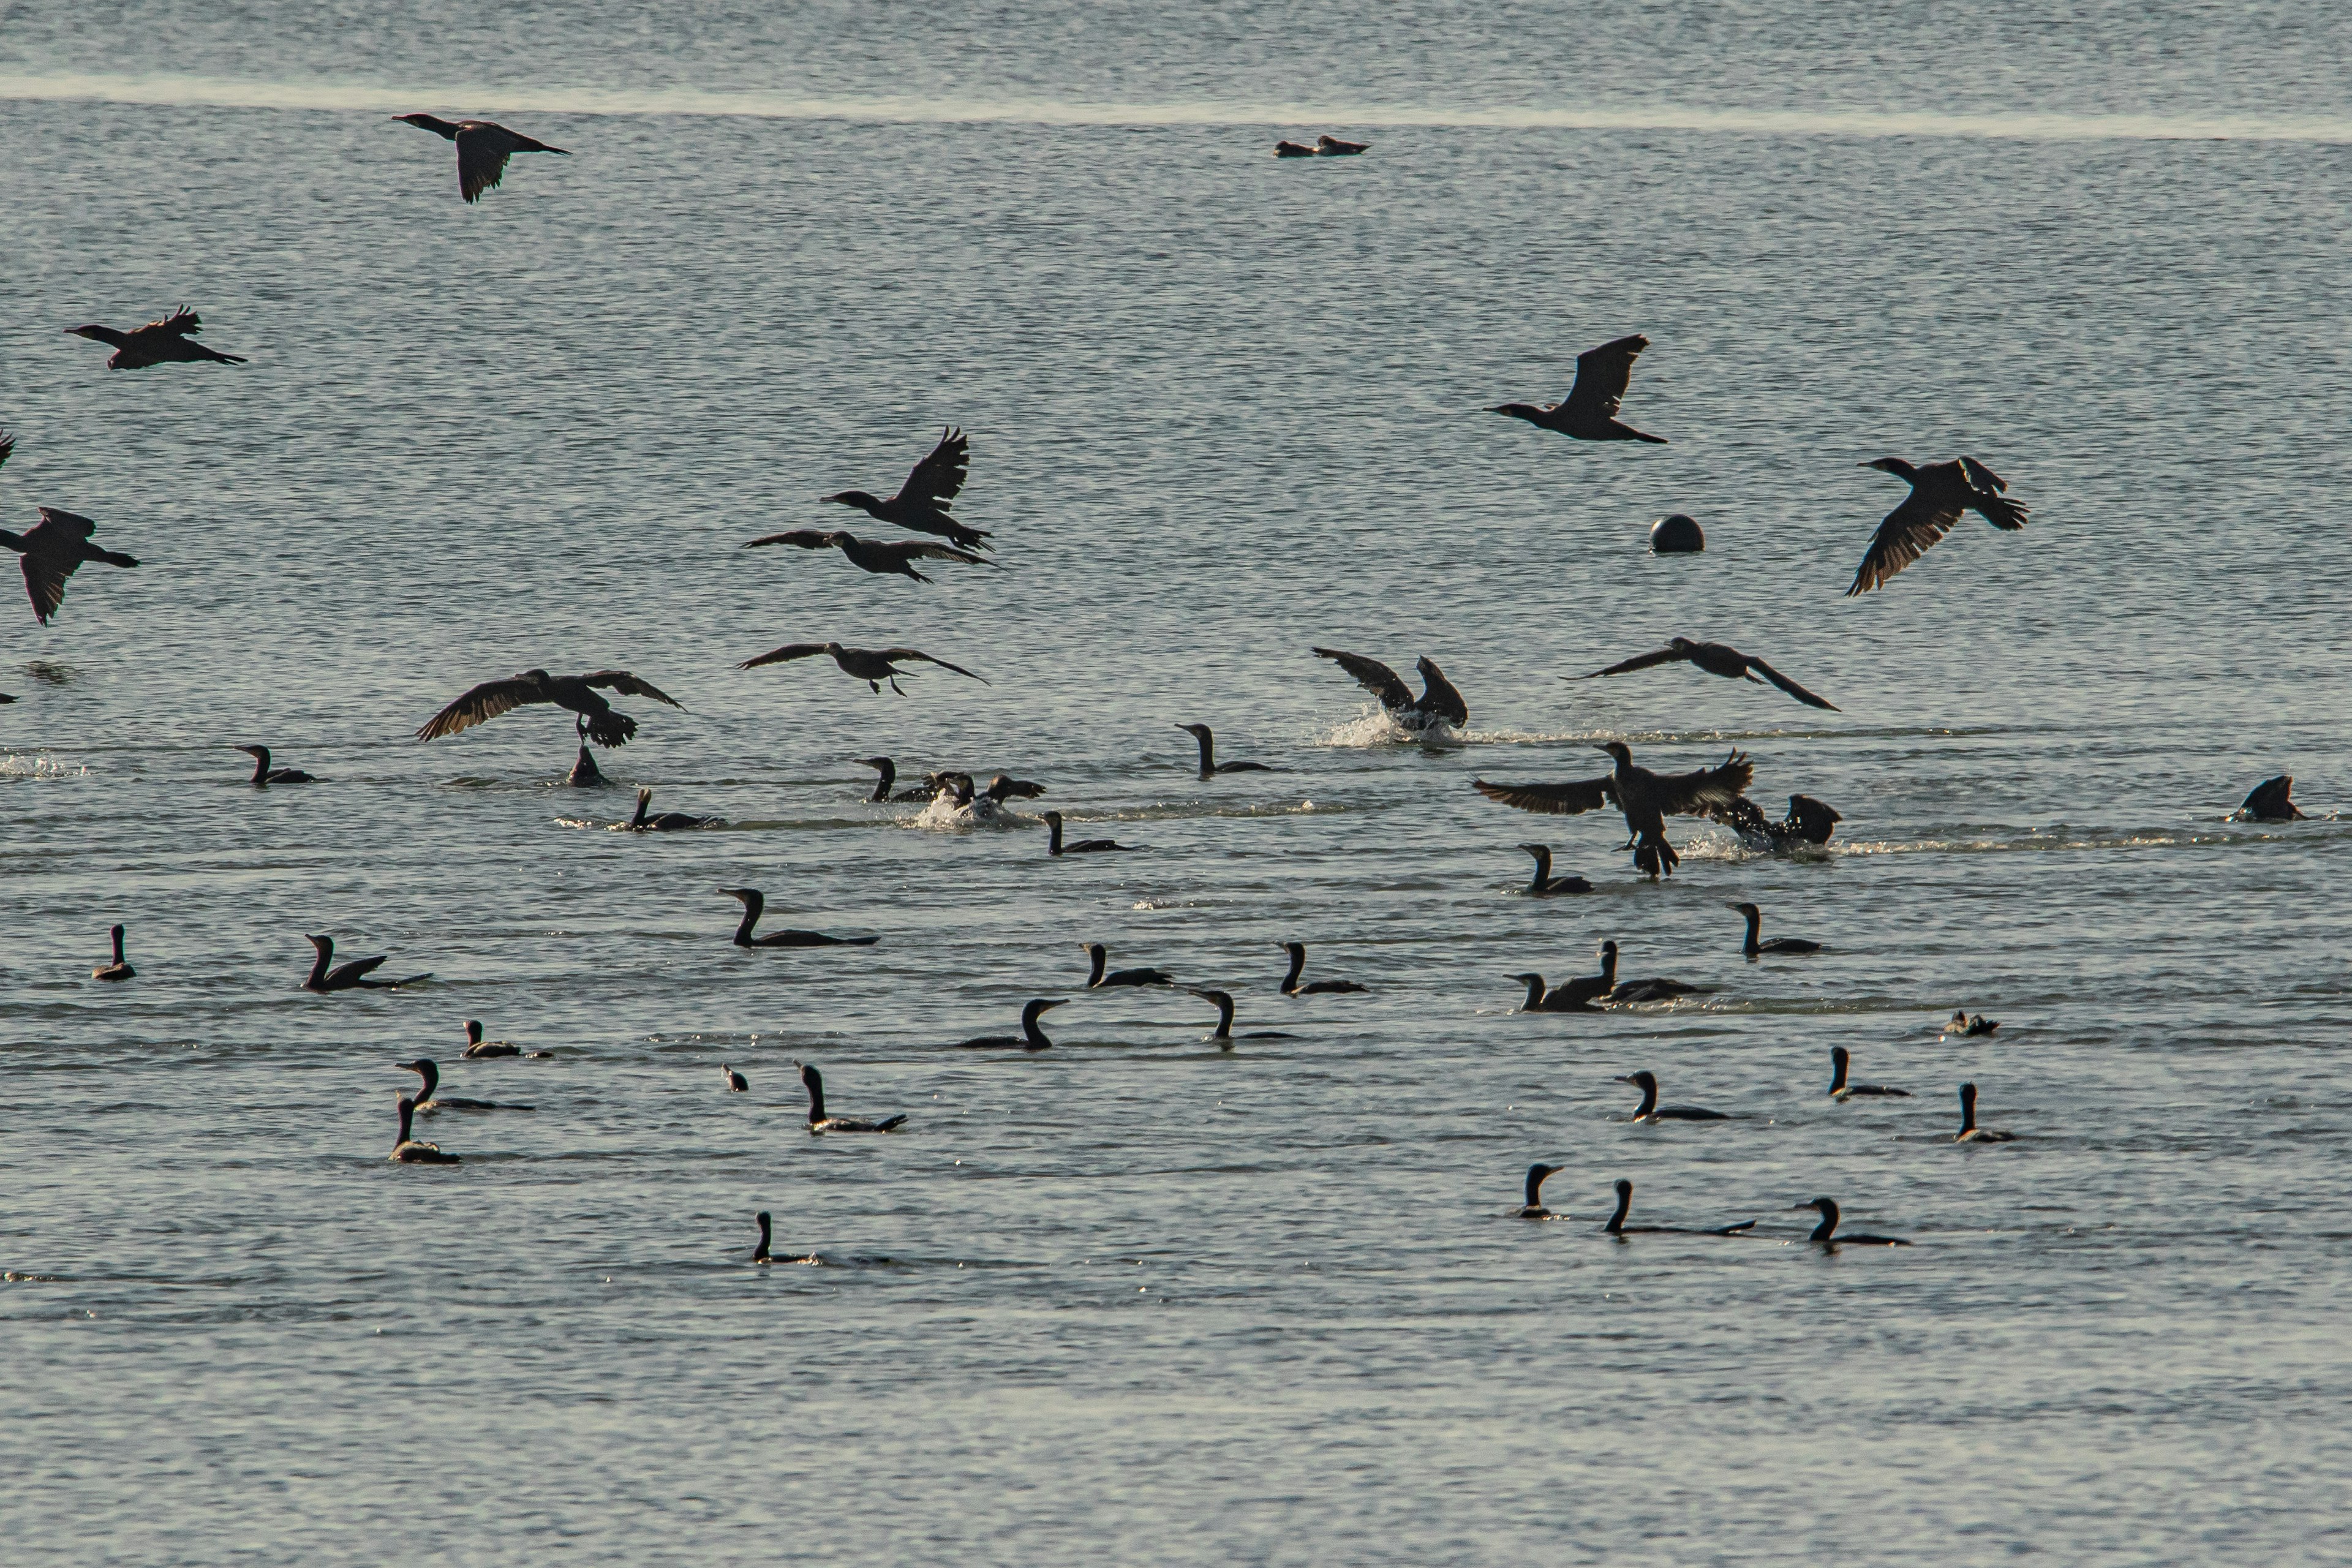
[{"x1": 1649, "y1": 514, "x2": 1705, "y2": 554}]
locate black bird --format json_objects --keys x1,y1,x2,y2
[
  {"x1": 1488, "y1": 335, "x2": 1666, "y2": 443},
  {"x1": 1708, "y1": 793, "x2": 1844, "y2": 852},
  {"x1": 392, "y1": 113, "x2": 569, "y2": 202},
  {"x1": 626, "y1": 787, "x2": 722, "y2": 831},
  {"x1": 2233, "y1": 775, "x2": 2307, "y2": 822},
  {"x1": 1826, "y1": 1046, "x2": 1907, "y2": 1099},
  {"x1": 722, "y1": 1064, "x2": 748, "y2": 1093},
  {"x1": 1580, "y1": 638, "x2": 1838, "y2": 711},
  {"x1": 743, "y1": 529, "x2": 993, "y2": 583},
  {"x1": 821, "y1": 429, "x2": 990, "y2": 552},
  {"x1": 798, "y1": 1063, "x2": 905, "y2": 1133},
  {"x1": 303, "y1": 934, "x2": 428, "y2": 992},
  {"x1": 1603, "y1": 1179, "x2": 1755, "y2": 1236},
  {"x1": 718, "y1": 888, "x2": 878, "y2": 949},
  {"x1": 1186, "y1": 989, "x2": 1298, "y2": 1048},
  {"x1": 1084, "y1": 943, "x2": 1174, "y2": 989},
  {"x1": 984, "y1": 774, "x2": 1046, "y2": 801},
  {"x1": 1310, "y1": 647, "x2": 1469, "y2": 731},
  {"x1": 1315, "y1": 134, "x2": 1369, "y2": 155},
  {"x1": 1518, "y1": 844, "x2": 1591, "y2": 895},
  {"x1": 855, "y1": 757, "x2": 957, "y2": 802},
  {"x1": 739, "y1": 641, "x2": 986, "y2": 695},
  {"x1": 399, "y1": 1057, "x2": 526, "y2": 1113},
  {"x1": 954, "y1": 998, "x2": 1069, "y2": 1050},
  {"x1": 1273, "y1": 140, "x2": 1317, "y2": 157},
  {"x1": 92, "y1": 924, "x2": 134, "y2": 981},
  {"x1": 567, "y1": 744, "x2": 605, "y2": 787},
  {"x1": 1177, "y1": 723, "x2": 1277, "y2": 777},
  {"x1": 1846, "y1": 457, "x2": 2029, "y2": 596},
  {"x1": 1615, "y1": 1069, "x2": 1726, "y2": 1123},
  {"x1": 1517, "y1": 1163, "x2": 1566, "y2": 1219},
  {"x1": 1790, "y1": 1197, "x2": 1909, "y2": 1246},
  {"x1": 417, "y1": 669, "x2": 682, "y2": 750},
  {"x1": 750, "y1": 1210, "x2": 818, "y2": 1266},
  {"x1": 1474, "y1": 742, "x2": 1752, "y2": 878},
  {"x1": 234, "y1": 745, "x2": 315, "y2": 786},
  {"x1": 1728, "y1": 902, "x2": 1822, "y2": 958},
  {"x1": 2, "y1": 508, "x2": 138, "y2": 626},
  {"x1": 64, "y1": 307, "x2": 245, "y2": 369},
  {"x1": 1509, "y1": 970, "x2": 1603, "y2": 1014},
  {"x1": 461, "y1": 1020, "x2": 548, "y2": 1059},
  {"x1": 1046, "y1": 811, "x2": 1142, "y2": 856},
  {"x1": 1945, "y1": 1010, "x2": 2000, "y2": 1038},
  {"x1": 389, "y1": 1096, "x2": 459, "y2": 1164},
  {"x1": 1953, "y1": 1082, "x2": 2016, "y2": 1144},
  {"x1": 1280, "y1": 941, "x2": 1366, "y2": 996}
]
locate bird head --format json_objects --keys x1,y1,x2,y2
[
  {"x1": 1029, "y1": 998, "x2": 1072, "y2": 1017},
  {"x1": 1613, "y1": 1070, "x2": 1657, "y2": 1090},
  {"x1": 64, "y1": 325, "x2": 107, "y2": 341},
  {"x1": 1176, "y1": 722, "x2": 1210, "y2": 737},
  {"x1": 1726, "y1": 901, "x2": 1760, "y2": 916},
  {"x1": 1508, "y1": 971, "x2": 1545, "y2": 987},
  {"x1": 1042, "y1": 810, "x2": 1063, "y2": 827},
  {"x1": 1959, "y1": 1082, "x2": 1978, "y2": 1107},
  {"x1": 822, "y1": 491, "x2": 879, "y2": 510},
  {"x1": 465, "y1": 1020, "x2": 484, "y2": 1043},
  {"x1": 1830, "y1": 1046, "x2": 1850, "y2": 1065},
  {"x1": 1789, "y1": 1197, "x2": 1836, "y2": 1216},
  {"x1": 1862, "y1": 457, "x2": 1917, "y2": 480},
  {"x1": 1487, "y1": 403, "x2": 1540, "y2": 422},
  {"x1": 1613, "y1": 1178, "x2": 1633, "y2": 1197},
  {"x1": 1594, "y1": 741, "x2": 1632, "y2": 764},
  {"x1": 305, "y1": 933, "x2": 331, "y2": 951},
  {"x1": 235, "y1": 744, "x2": 268, "y2": 759}
]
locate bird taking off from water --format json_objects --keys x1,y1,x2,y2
[
  {"x1": 3, "y1": 508, "x2": 139, "y2": 626},
  {"x1": 416, "y1": 669, "x2": 682, "y2": 748},
  {"x1": 821, "y1": 429, "x2": 990, "y2": 552},
  {"x1": 393, "y1": 115, "x2": 570, "y2": 202},
  {"x1": 1488, "y1": 335, "x2": 1666, "y2": 443},
  {"x1": 1473, "y1": 742, "x2": 1752, "y2": 878},
  {"x1": 742, "y1": 529, "x2": 992, "y2": 583},
  {"x1": 1846, "y1": 457, "x2": 2029, "y2": 595},
  {"x1": 1579, "y1": 638, "x2": 1839, "y2": 711},
  {"x1": 738, "y1": 641, "x2": 986, "y2": 695},
  {"x1": 1310, "y1": 647, "x2": 1468, "y2": 731},
  {"x1": 64, "y1": 307, "x2": 246, "y2": 369}
]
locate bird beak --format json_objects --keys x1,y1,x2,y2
[{"x1": 1612, "y1": 1074, "x2": 1636, "y2": 1084}]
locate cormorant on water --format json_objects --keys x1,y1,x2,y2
[
  {"x1": 1953, "y1": 1082, "x2": 2015, "y2": 1143},
  {"x1": 1084, "y1": 943, "x2": 1174, "y2": 989},
  {"x1": 1791, "y1": 1197, "x2": 1909, "y2": 1246},
  {"x1": 1310, "y1": 647, "x2": 1469, "y2": 731},
  {"x1": 1846, "y1": 457, "x2": 2029, "y2": 596},
  {"x1": 1707, "y1": 793, "x2": 1843, "y2": 853},
  {"x1": 3, "y1": 507, "x2": 139, "y2": 626},
  {"x1": 1177, "y1": 723, "x2": 1277, "y2": 777},
  {"x1": 2234, "y1": 775, "x2": 2307, "y2": 822},
  {"x1": 1515, "y1": 941, "x2": 1621, "y2": 1012},
  {"x1": 953, "y1": 998, "x2": 1069, "y2": 1050},
  {"x1": 1615, "y1": 1069, "x2": 1727, "y2": 1123},
  {"x1": 1580, "y1": 638, "x2": 1838, "y2": 711},
  {"x1": 304, "y1": 934, "x2": 429, "y2": 992},
  {"x1": 799, "y1": 1062, "x2": 905, "y2": 1133},
  {"x1": 92, "y1": 924, "x2": 134, "y2": 981},
  {"x1": 567, "y1": 744, "x2": 605, "y2": 786},
  {"x1": 1728, "y1": 902, "x2": 1822, "y2": 958},
  {"x1": 986, "y1": 774, "x2": 1046, "y2": 801},
  {"x1": 1945, "y1": 1010, "x2": 1999, "y2": 1038},
  {"x1": 1517, "y1": 1163, "x2": 1566, "y2": 1219},
  {"x1": 1046, "y1": 811, "x2": 1142, "y2": 856},
  {"x1": 627, "y1": 787, "x2": 722, "y2": 831},
  {"x1": 64, "y1": 307, "x2": 246, "y2": 369},
  {"x1": 719, "y1": 888, "x2": 879, "y2": 949},
  {"x1": 390, "y1": 1096, "x2": 459, "y2": 1164},
  {"x1": 1827, "y1": 1046, "x2": 1907, "y2": 1099},
  {"x1": 750, "y1": 1210, "x2": 820, "y2": 1265},
  {"x1": 856, "y1": 757, "x2": 959, "y2": 802},
  {"x1": 1603, "y1": 1178, "x2": 1755, "y2": 1236},
  {"x1": 1474, "y1": 742, "x2": 1752, "y2": 878},
  {"x1": 723, "y1": 1064, "x2": 748, "y2": 1092},
  {"x1": 821, "y1": 428, "x2": 990, "y2": 552},
  {"x1": 1518, "y1": 843, "x2": 1591, "y2": 895},
  {"x1": 392, "y1": 113, "x2": 569, "y2": 202},
  {"x1": 742, "y1": 529, "x2": 993, "y2": 583},
  {"x1": 461, "y1": 1020, "x2": 549, "y2": 1059},
  {"x1": 1273, "y1": 140, "x2": 1316, "y2": 157},
  {"x1": 1488, "y1": 335, "x2": 1667, "y2": 443},
  {"x1": 417, "y1": 669, "x2": 683, "y2": 752},
  {"x1": 1186, "y1": 988, "x2": 1298, "y2": 1047},
  {"x1": 235, "y1": 745, "x2": 315, "y2": 785},
  {"x1": 1607, "y1": 969, "x2": 1705, "y2": 1005},
  {"x1": 1316, "y1": 134, "x2": 1369, "y2": 155},
  {"x1": 739, "y1": 641, "x2": 986, "y2": 695},
  {"x1": 399, "y1": 1057, "x2": 527, "y2": 1113},
  {"x1": 1280, "y1": 941, "x2": 1367, "y2": 996}
]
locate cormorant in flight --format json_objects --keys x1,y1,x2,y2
[
  {"x1": 1580, "y1": 638, "x2": 1838, "y2": 711},
  {"x1": 718, "y1": 888, "x2": 878, "y2": 948},
  {"x1": 1473, "y1": 742, "x2": 1752, "y2": 877},
  {"x1": 1310, "y1": 647, "x2": 1468, "y2": 731},
  {"x1": 821, "y1": 429, "x2": 990, "y2": 552},
  {"x1": 1847, "y1": 457, "x2": 2029, "y2": 595},
  {"x1": 64, "y1": 307, "x2": 246, "y2": 369},
  {"x1": 739, "y1": 641, "x2": 985, "y2": 695},
  {"x1": 393, "y1": 113, "x2": 569, "y2": 202},
  {"x1": 235, "y1": 745, "x2": 315, "y2": 785},
  {"x1": 1488, "y1": 335, "x2": 1666, "y2": 443},
  {"x1": 3, "y1": 508, "x2": 138, "y2": 625},
  {"x1": 742, "y1": 529, "x2": 992, "y2": 583},
  {"x1": 417, "y1": 669, "x2": 682, "y2": 750}
]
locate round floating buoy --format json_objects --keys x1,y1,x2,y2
[{"x1": 1649, "y1": 514, "x2": 1705, "y2": 554}]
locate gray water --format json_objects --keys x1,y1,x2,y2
[{"x1": 6, "y1": 4, "x2": 2351, "y2": 1563}]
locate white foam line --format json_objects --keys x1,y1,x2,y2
[{"x1": 4, "y1": 72, "x2": 2350, "y2": 142}]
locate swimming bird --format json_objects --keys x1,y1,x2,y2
[
  {"x1": 1316, "y1": 134, "x2": 1369, "y2": 155},
  {"x1": 798, "y1": 1062, "x2": 905, "y2": 1134},
  {"x1": 1707, "y1": 793, "x2": 1844, "y2": 852},
  {"x1": 1519, "y1": 844, "x2": 1591, "y2": 895},
  {"x1": 92, "y1": 924, "x2": 134, "y2": 981},
  {"x1": 719, "y1": 888, "x2": 878, "y2": 948},
  {"x1": 739, "y1": 641, "x2": 986, "y2": 695},
  {"x1": 418, "y1": 668, "x2": 682, "y2": 753},
  {"x1": 3, "y1": 507, "x2": 139, "y2": 626},
  {"x1": 567, "y1": 744, "x2": 605, "y2": 786},
  {"x1": 1790, "y1": 1197, "x2": 1909, "y2": 1246},
  {"x1": 1728, "y1": 902, "x2": 1822, "y2": 958},
  {"x1": 1945, "y1": 1010, "x2": 2000, "y2": 1038},
  {"x1": 2233, "y1": 775, "x2": 2307, "y2": 822},
  {"x1": 627, "y1": 787, "x2": 722, "y2": 831},
  {"x1": 1603, "y1": 1179, "x2": 1755, "y2": 1235},
  {"x1": 1826, "y1": 1046, "x2": 1907, "y2": 1099},
  {"x1": 1607, "y1": 970, "x2": 1705, "y2": 1004},
  {"x1": 855, "y1": 757, "x2": 957, "y2": 802},
  {"x1": 1310, "y1": 647, "x2": 1469, "y2": 731},
  {"x1": 1517, "y1": 1163, "x2": 1566, "y2": 1219},
  {"x1": 1280, "y1": 941, "x2": 1366, "y2": 996},
  {"x1": 1177, "y1": 723, "x2": 1276, "y2": 777},
  {"x1": 461, "y1": 1020, "x2": 549, "y2": 1059},
  {"x1": 303, "y1": 934, "x2": 429, "y2": 992},
  {"x1": 1514, "y1": 941, "x2": 1621, "y2": 1012},
  {"x1": 1488, "y1": 335, "x2": 1666, "y2": 443},
  {"x1": 821, "y1": 428, "x2": 990, "y2": 552},
  {"x1": 743, "y1": 529, "x2": 993, "y2": 584},
  {"x1": 1044, "y1": 811, "x2": 1140, "y2": 856},
  {"x1": 986, "y1": 774, "x2": 1046, "y2": 801},
  {"x1": 64, "y1": 307, "x2": 246, "y2": 369},
  {"x1": 750, "y1": 1210, "x2": 818, "y2": 1265},
  {"x1": 1846, "y1": 457, "x2": 2029, "y2": 595},
  {"x1": 1473, "y1": 742, "x2": 1752, "y2": 878},
  {"x1": 390, "y1": 1095, "x2": 459, "y2": 1164},
  {"x1": 953, "y1": 998, "x2": 1069, "y2": 1050},
  {"x1": 399, "y1": 1057, "x2": 526, "y2": 1113},
  {"x1": 1953, "y1": 1082, "x2": 2015, "y2": 1143},
  {"x1": 235, "y1": 745, "x2": 315, "y2": 785},
  {"x1": 1186, "y1": 989, "x2": 1298, "y2": 1048},
  {"x1": 1084, "y1": 943, "x2": 1174, "y2": 989},
  {"x1": 1273, "y1": 140, "x2": 1317, "y2": 157},
  {"x1": 1616, "y1": 1069, "x2": 1727, "y2": 1122},
  {"x1": 392, "y1": 113, "x2": 570, "y2": 202},
  {"x1": 723, "y1": 1064, "x2": 747, "y2": 1092},
  {"x1": 1580, "y1": 638, "x2": 1838, "y2": 711}
]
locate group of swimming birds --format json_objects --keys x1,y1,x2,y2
[{"x1": 19, "y1": 120, "x2": 2328, "y2": 1259}]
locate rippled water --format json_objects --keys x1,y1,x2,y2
[{"x1": 6, "y1": 4, "x2": 2352, "y2": 1562}]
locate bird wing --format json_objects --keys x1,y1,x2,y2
[
  {"x1": 1311, "y1": 647, "x2": 1414, "y2": 710},
  {"x1": 743, "y1": 530, "x2": 839, "y2": 551},
  {"x1": 1585, "y1": 644, "x2": 1689, "y2": 678},
  {"x1": 1956, "y1": 456, "x2": 2008, "y2": 494},
  {"x1": 1562, "y1": 334, "x2": 1649, "y2": 422},
  {"x1": 582, "y1": 670, "x2": 685, "y2": 709},
  {"x1": 1958, "y1": 456, "x2": 2030, "y2": 531},
  {"x1": 19, "y1": 554, "x2": 72, "y2": 623},
  {"x1": 1415, "y1": 658, "x2": 1469, "y2": 725},
  {"x1": 135, "y1": 307, "x2": 204, "y2": 342},
  {"x1": 33, "y1": 507, "x2": 99, "y2": 544},
  {"x1": 454, "y1": 126, "x2": 513, "y2": 202},
  {"x1": 883, "y1": 648, "x2": 988, "y2": 683},
  {"x1": 330, "y1": 955, "x2": 390, "y2": 985},
  {"x1": 0, "y1": 429, "x2": 13, "y2": 469},
  {"x1": 737, "y1": 643, "x2": 829, "y2": 671},
  {"x1": 1472, "y1": 775, "x2": 1613, "y2": 815},
  {"x1": 1646, "y1": 750, "x2": 1755, "y2": 815},
  {"x1": 1743, "y1": 656, "x2": 1839, "y2": 710},
  {"x1": 415, "y1": 674, "x2": 548, "y2": 740},
  {"x1": 1846, "y1": 487, "x2": 1962, "y2": 596},
  {"x1": 897, "y1": 428, "x2": 968, "y2": 509},
  {"x1": 884, "y1": 541, "x2": 990, "y2": 566}
]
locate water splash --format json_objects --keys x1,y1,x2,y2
[{"x1": 0, "y1": 753, "x2": 89, "y2": 779}]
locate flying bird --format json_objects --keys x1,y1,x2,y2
[
  {"x1": 1847, "y1": 457, "x2": 2029, "y2": 595},
  {"x1": 821, "y1": 428, "x2": 990, "y2": 552},
  {"x1": 417, "y1": 669, "x2": 682, "y2": 748},
  {"x1": 1472, "y1": 742, "x2": 1752, "y2": 877},
  {"x1": 738, "y1": 641, "x2": 986, "y2": 695},
  {"x1": 64, "y1": 307, "x2": 246, "y2": 369},
  {"x1": 393, "y1": 114, "x2": 570, "y2": 202},
  {"x1": 1488, "y1": 334, "x2": 1665, "y2": 443},
  {"x1": 2, "y1": 508, "x2": 139, "y2": 625},
  {"x1": 1579, "y1": 637, "x2": 1838, "y2": 711},
  {"x1": 742, "y1": 529, "x2": 991, "y2": 582},
  {"x1": 1310, "y1": 647, "x2": 1468, "y2": 730}
]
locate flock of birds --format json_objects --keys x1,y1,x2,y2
[{"x1": 11, "y1": 119, "x2": 2328, "y2": 1261}]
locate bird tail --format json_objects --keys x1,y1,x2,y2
[
  {"x1": 1977, "y1": 493, "x2": 2029, "y2": 532},
  {"x1": 584, "y1": 712, "x2": 635, "y2": 747}
]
